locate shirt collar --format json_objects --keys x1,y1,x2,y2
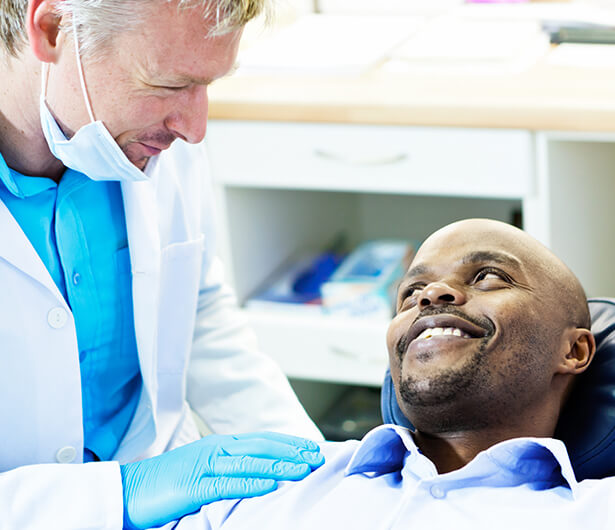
[
  {"x1": 344, "y1": 425, "x2": 580, "y2": 498},
  {"x1": 479, "y1": 436, "x2": 580, "y2": 497},
  {"x1": 345, "y1": 424, "x2": 417, "y2": 476},
  {"x1": 0, "y1": 151, "x2": 57, "y2": 198}
]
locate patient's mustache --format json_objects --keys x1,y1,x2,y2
[{"x1": 412, "y1": 306, "x2": 494, "y2": 335}]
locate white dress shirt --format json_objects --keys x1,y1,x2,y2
[{"x1": 169, "y1": 424, "x2": 615, "y2": 530}]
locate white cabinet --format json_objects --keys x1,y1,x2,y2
[
  {"x1": 207, "y1": 121, "x2": 532, "y2": 197},
  {"x1": 206, "y1": 120, "x2": 615, "y2": 387},
  {"x1": 527, "y1": 132, "x2": 615, "y2": 299}
]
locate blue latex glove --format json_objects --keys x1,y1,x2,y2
[{"x1": 120, "y1": 431, "x2": 324, "y2": 529}]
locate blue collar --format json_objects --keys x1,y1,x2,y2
[{"x1": 0, "y1": 151, "x2": 57, "y2": 198}]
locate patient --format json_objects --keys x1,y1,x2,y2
[{"x1": 172, "y1": 219, "x2": 615, "y2": 530}]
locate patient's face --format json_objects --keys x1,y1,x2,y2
[{"x1": 386, "y1": 219, "x2": 569, "y2": 431}]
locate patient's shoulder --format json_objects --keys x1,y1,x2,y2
[
  {"x1": 173, "y1": 439, "x2": 361, "y2": 529},
  {"x1": 319, "y1": 438, "x2": 361, "y2": 465}
]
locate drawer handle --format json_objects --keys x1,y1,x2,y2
[
  {"x1": 313, "y1": 148, "x2": 408, "y2": 166},
  {"x1": 329, "y1": 346, "x2": 384, "y2": 364}
]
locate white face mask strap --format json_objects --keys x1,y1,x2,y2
[{"x1": 72, "y1": 21, "x2": 96, "y2": 123}]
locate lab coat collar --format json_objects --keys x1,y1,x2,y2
[
  {"x1": 0, "y1": 153, "x2": 69, "y2": 303},
  {"x1": 0, "y1": 200, "x2": 68, "y2": 304},
  {"x1": 121, "y1": 178, "x2": 160, "y2": 376},
  {"x1": 116, "y1": 157, "x2": 162, "y2": 459}
]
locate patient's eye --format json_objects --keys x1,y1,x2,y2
[
  {"x1": 473, "y1": 267, "x2": 512, "y2": 289},
  {"x1": 398, "y1": 283, "x2": 425, "y2": 311}
]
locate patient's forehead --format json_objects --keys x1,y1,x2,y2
[{"x1": 413, "y1": 219, "x2": 541, "y2": 269}]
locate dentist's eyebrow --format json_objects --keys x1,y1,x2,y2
[{"x1": 155, "y1": 62, "x2": 239, "y2": 86}]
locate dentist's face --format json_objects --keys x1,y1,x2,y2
[
  {"x1": 386, "y1": 219, "x2": 574, "y2": 432},
  {"x1": 45, "y1": 2, "x2": 242, "y2": 169}
]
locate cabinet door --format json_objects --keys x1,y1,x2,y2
[{"x1": 207, "y1": 121, "x2": 533, "y2": 198}]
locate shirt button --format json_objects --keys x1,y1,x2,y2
[
  {"x1": 72, "y1": 272, "x2": 81, "y2": 286},
  {"x1": 55, "y1": 446, "x2": 77, "y2": 463},
  {"x1": 430, "y1": 485, "x2": 446, "y2": 499},
  {"x1": 47, "y1": 307, "x2": 68, "y2": 329}
]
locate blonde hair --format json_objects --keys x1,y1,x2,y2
[
  {"x1": 1, "y1": 0, "x2": 28, "y2": 57},
  {"x1": 1, "y1": 0, "x2": 266, "y2": 58}
]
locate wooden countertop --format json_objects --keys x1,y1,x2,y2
[{"x1": 209, "y1": 52, "x2": 615, "y2": 132}]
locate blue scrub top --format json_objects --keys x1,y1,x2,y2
[{"x1": 0, "y1": 154, "x2": 142, "y2": 462}]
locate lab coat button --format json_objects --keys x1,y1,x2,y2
[
  {"x1": 72, "y1": 272, "x2": 81, "y2": 286},
  {"x1": 56, "y1": 446, "x2": 77, "y2": 463},
  {"x1": 47, "y1": 307, "x2": 68, "y2": 329},
  {"x1": 430, "y1": 485, "x2": 446, "y2": 499}
]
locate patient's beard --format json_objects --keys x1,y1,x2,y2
[
  {"x1": 398, "y1": 337, "x2": 489, "y2": 401},
  {"x1": 396, "y1": 337, "x2": 502, "y2": 432}
]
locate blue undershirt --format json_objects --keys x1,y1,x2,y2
[{"x1": 0, "y1": 153, "x2": 142, "y2": 462}]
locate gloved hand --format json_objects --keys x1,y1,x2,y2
[{"x1": 120, "y1": 431, "x2": 324, "y2": 529}]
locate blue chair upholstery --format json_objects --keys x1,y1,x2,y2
[{"x1": 381, "y1": 298, "x2": 615, "y2": 481}]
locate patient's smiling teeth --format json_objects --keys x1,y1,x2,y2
[{"x1": 416, "y1": 327, "x2": 472, "y2": 340}]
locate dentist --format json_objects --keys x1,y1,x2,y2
[{"x1": 0, "y1": 1, "x2": 322, "y2": 528}]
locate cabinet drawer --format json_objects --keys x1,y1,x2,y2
[
  {"x1": 207, "y1": 121, "x2": 533, "y2": 198},
  {"x1": 244, "y1": 311, "x2": 389, "y2": 386}
]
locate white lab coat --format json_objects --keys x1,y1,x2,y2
[{"x1": 0, "y1": 140, "x2": 321, "y2": 529}]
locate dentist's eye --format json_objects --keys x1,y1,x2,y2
[
  {"x1": 162, "y1": 85, "x2": 189, "y2": 91},
  {"x1": 148, "y1": 82, "x2": 190, "y2": 92}
]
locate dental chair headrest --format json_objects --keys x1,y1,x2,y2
[{"x1": 381, "y1": 298, "x2": 615, "y2": 481}]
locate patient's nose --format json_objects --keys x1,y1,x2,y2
[{"x1": 419, "y1": 282, "x2": 466, "y2": 308}]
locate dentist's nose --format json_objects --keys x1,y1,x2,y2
[
  {"x1": 419, "y1": 282, "x2": 467, "y2": 308},
  {"x1": 164, "y1": 85, "x2": 209, "y2": 144}
]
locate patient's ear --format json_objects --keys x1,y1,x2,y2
[{"x1": 556, "y1": 328, "x2": 596, "y2": 375}]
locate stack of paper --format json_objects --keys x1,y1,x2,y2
[
  {"x1": 316, "y1": 0, "x2": 463, "y2": 17},
  {"x1": 387, "y1": 16, "x2": 550, "y2": 75}
]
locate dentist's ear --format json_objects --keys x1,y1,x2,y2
[
  {"x1": 26, "y1": 0, "x2": 64, "y2": 63},
  {"x1": 557, "y1": 328, "x2": 596, "y2": 375}
]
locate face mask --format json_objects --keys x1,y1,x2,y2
[{"x1": 39, "y1": 24, "x2": 149, "y2": 182}]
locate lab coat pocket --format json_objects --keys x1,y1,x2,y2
[{"x1": 157, "y1": 235, "x2": 204, "y2": 374}]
